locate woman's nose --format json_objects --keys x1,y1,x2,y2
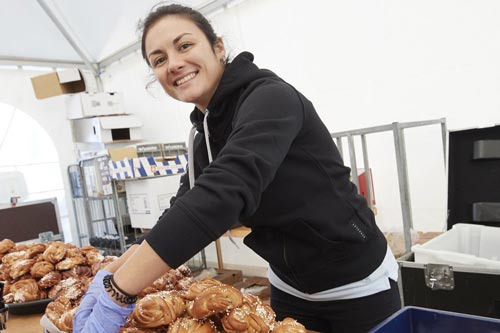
[{"x1": 167, "y1": 54, "x2": 184, "y2": 73}]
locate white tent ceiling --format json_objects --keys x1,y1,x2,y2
[{"x1": 0, "y1": 0, "x2": 236, "y2": 73}]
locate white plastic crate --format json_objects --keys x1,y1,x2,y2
[{"x1": 412, "y1": 223, "x2": 500, "y2": 269}]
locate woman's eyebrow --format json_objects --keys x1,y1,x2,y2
[
  {"x1": 147, "y1": 33, "x2": 194, "y2": 59},
  {"x1": 173, "y1": 33, "x2": 193, "y2": 44}
]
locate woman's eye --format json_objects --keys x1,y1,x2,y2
[
  {"x1": 153, "y1": 56, "x2": 167, "y2": 67},
  {"x1": 180, "y1": 43, "x2": 192, "y2": 50}
]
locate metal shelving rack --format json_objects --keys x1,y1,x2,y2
[
  {"x1": 68, "y1": 156, "x2": 133, "y2": 255},
  {"x1": 330, "y1": 118, "x2": 447, "y2": 255},
  {"x1": 68, "y1": 144, "x2": 207, "y2": 272}
]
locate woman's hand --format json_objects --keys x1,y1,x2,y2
[
  {"x1": 80, "y1": 280, "x2": 134, "y2": 333},
  {"x1": 73, "y1": 244, "x2": 139, "y2": 332},
  {"x1": 72, "y1": 269, "x2": 109, "y2": 333}
]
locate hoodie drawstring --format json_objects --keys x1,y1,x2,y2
[{"x1": 187, "y1": 109, "x2": 239, "y2": 250}]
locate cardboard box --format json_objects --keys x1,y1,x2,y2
[
  {"x1": 108, "y1": 159, "x2": 134, "y2": 180},
  {"x1": 233, "y1": 276, "x2": 270, "y2": 299},
  {"x1": 125, "y1": 174, "x2": 182, "y2": 228},
  {"x1": 66, "y1": 92, "x2": 125, "y2": 119},
  {"x1": 108, "y1": 146, "x2": 138, "y2": 162},
  {"x1": 213, "y1": 268, "x2": 243, "y2": 285},
  {"x1": 131, "y1": 155, "x2": 188, "y2": 178},
  {"x1": 31, "y1": 68, "x2": 97, "y2": 99},
  {"x1": 73, "y1": 115, "x2": 142, "y2": 143}
]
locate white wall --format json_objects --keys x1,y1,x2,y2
[{"x1": 0, "y1": 69, "x2": 78, "y2": 243}]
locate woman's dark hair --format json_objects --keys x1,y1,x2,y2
[{"x1": 139, "y1": 4, "x2": 219, "y2": 67}]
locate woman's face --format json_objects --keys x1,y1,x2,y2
[{"x1": 145, "y1": 15, "x2": 225, "y2": 111}]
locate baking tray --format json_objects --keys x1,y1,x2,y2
[{"x1": 7, "y1": 298, "x2": 53, "y2": 315}]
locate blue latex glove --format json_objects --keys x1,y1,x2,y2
[
  {"x1": 73, "y1": 269, "x2": 110, "y2": 333},
  {"x1": 82, "y1": 285, "x2": 135, "y2": 333}
]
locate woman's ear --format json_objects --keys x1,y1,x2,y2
[{"x1": 214, "y1": 38, "x2": 225, "y2": 61}]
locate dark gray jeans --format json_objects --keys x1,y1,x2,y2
[{"x1": 270, "y1": 279, "x2": 401, "y2": 333}]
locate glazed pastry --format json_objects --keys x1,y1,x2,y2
[
  {"x1": 10, "y1": 244, "x2": 28, "y2": 252},
  {"x1": 167, "y1": 317, "x2": 218, "y2": 333},
  {"x1": 48, "y1": 276, "x2": 84, "y2": 301},
  {"x1": 188, "y1": 285, "x2": 243, "y2": 319},
  {"x1": 83, "y1": 248, "x2": 104, "y2": 266},
  {"x1": 26, "y1": 243, "x2": 47, "y2": 258},
  {"x1": 120, "y1": 327, "x2": 163, "y2": 333},
  {"x1": 8, "y1": 278, "x2": 39, "y2": 302},
  {"x1": 91, "y1": 255, "x2": 118, "y2": 275},
  {"x1": 176, "y1": 265, "x2": 192, "y2": 277},
  {"x1": 38, "y1": 271, "x2": 62, "y2": 289},
  {"x1": 43, "y1": 241, "x2": 67, "y2": 264},
  {"x1": 182, "y1": 279, "x2": 222, "y2": 300},
  {"x1": 272, "y1": 318, "x2": 306, "y2": 333},
  {"x1": 30, "y1": 260, "x2": 55, "y2": 278},
  {"x1": 9, "y1": 258, "x2": 36, "y2": 279},
  {"x1": 61, "y1": 265, "x2": 92, "y2": 279},
  {"x1": 221, "y1": 294, "x2": 275, "y2": 333},
  {"x1": 55, "y1": 255, "x2": 86, "y2": 270},
  {"x1": 176, "y1": 276, "x2": 195, "y2": 292},
  {"x1": 1, "y1": 251, "x2": 27, "y2": 265},
  {"x1": 0, "y1": 239, "x2": 15, "y2": 254},
  {"x1": 0, "y1": 263, "x2": 9, "y2": 281},
  {"x1": 130, "y1": 291, "x2": 186, "y2": 328},
  {"x1": 56, "y1": 306, "x2": 77, "y2": 332},
  {"x1": 45, "y1": 297, "x2": 71, "y2": 326}
]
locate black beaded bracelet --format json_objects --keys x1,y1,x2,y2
[{"x1": 103, "y1": 274, "x2": 137, "y2": 304}]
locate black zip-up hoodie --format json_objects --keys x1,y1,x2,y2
[{"x1": 146, "y1": 52, "x2": 387, "y2": 294}]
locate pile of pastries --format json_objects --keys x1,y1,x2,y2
[
  {"x1": 0, "y1": 238, "x2": 114, "y2": 304},
  {"x1": 45, "y1": 265, "x2": 306, "y2": 333}
]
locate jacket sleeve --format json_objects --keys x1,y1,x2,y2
[{"x1": 145, "y1": 81, "x2": 304, "y2": 267}]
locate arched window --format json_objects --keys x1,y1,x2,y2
[{"x1": 0, "y1": 101, "x2": 70, "y2": 241}]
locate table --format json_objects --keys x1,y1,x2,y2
[{"x1": 4, "y1": 313, "x2": 43, "y2": 333}]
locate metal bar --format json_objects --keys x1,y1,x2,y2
[
  {"x1": 347, "y1": 135, "x2": 359, "y2": 191},
  {"x1": 361, "y1": 134, "x2": 373, "y2": 209},
  {"x1": 98, "y1": 41, "x2": 140, "y2": 69},
  {"x1": 332, "y1": 123, "x2": 394, "y2": 138},
  {"x1": 441, "y1": 121, "x2": 448, "y2": 168},
  {"x1": 396, "y1": 118, "x2": 446, "y2": 130},
  {"x1": 331, "y1": 118, "x2": 445, "y2": 139},
  {"x1": 393, "y1": 123, "x2": 413, "y2": 254},
  {"x1": 112, "y1": 181, "x2": 127, "y2": 253},
  {"x1": 36, "y1": 0, "x2": 99, "y2": 76},
  {"x1": 0, "y1": 55, "x2": 85, "y2": 68},
  {"x1": 336, "y1": 137, "x2": 344, "y2": 160}
]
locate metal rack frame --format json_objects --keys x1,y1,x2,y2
[{"x1": 331, "y1": 118, "x2": 447, "y2": 254}]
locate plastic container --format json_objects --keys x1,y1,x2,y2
[
  {"x1": 369, "y1": 306, "x2": 500, "y2": 333},
  {"x1": 412, "y1": 223, "x2": 500, "y2": 269}
]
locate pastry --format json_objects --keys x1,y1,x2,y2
[
  {"x1": 38, "y1": 271, "x2": 62, "y2": 289},
  {"x1": 9, "y1": 258, "x2": 36, "y2": 279},
  {"x1": 8, "y1": 278, "x2": 39, "y2": 302},
  {"x1": 43, "y1": 241, "x2": 67, "y2": 264},
  {"x1": 30, "y1": 260, "x2": 55, "y2": 278},
  {"x1": 0, "y1": 239, "x2": 15, "y2": 254},
  {"x1": 188, "y1": 285, "x2": 243, "y2": 319},
  {"x1": 167, "y1": 317, "x2": 218, "y2": 333},
  {"x1": 182, "y1": 279, "x2": 222, "y2": 300},
  {"x1": 130, "y1": 291, "x2": 186, "y2": 328},
  {"x1": 26, "y1": 243, "x2": 47, "y2": 258},
  {"x1": 272, "y1": 318, "x2": 306, "y2": 333}
]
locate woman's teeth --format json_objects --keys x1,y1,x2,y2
[{"x1": 176, "y1": 73, "x2": 196, "y2": 86}]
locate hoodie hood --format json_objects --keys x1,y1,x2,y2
[{"x1": 189, "y1": 52, "x2": 276, "y2": 135}]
